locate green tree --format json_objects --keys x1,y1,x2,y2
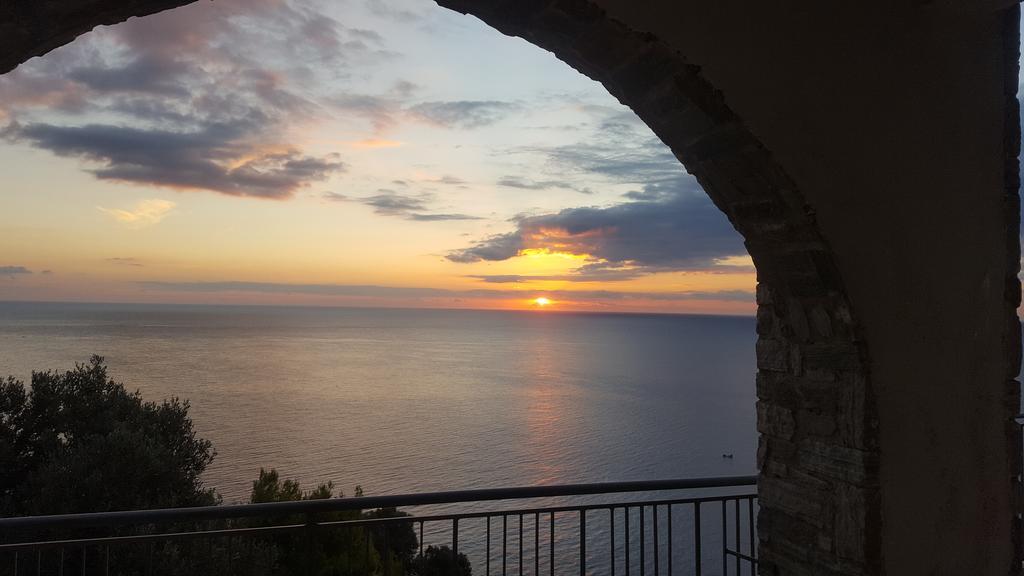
[{"x1": 0, "y1": 356, "x2": 217, "y2": 517}]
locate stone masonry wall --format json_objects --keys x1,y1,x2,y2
[{"x1": 1002, "y1": 5, "x2": 1023, "y2": 571}]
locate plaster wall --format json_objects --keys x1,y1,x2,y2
[{"x1": 589, "y1": 1, "x2": 1021, "y2": 573}]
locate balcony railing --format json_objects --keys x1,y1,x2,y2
[{"x1": 0, "y1": 475, "x2": 757, "y2": 576}]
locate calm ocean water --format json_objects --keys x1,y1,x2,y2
[{"x1": 0, "y1": 301, "x2": 757, "y2": 572}]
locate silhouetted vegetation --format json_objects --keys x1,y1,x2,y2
[
  {"x1": 0, "y1": 355, "x2": 217, "y2": 517},
  {"x1": 0, "y1": 358, "x2": 473, "y2": 575},
  {"x1": 410, "y1": 546, "x2": 473, "y2": 576},
  {"x1": 249, "y1": 467, "x2": 418, "y2": 575}
]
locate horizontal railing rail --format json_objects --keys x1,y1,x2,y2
[
  {"x1": 1, "y1": 475, "x2": 759, "y2": 576},
  {"x1": 0, "y1": 476, "x2": 755, "y2": 532}
]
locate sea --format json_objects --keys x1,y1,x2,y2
[{"x1": 0, "y1": 301, "x2": 758, "y2": 574}]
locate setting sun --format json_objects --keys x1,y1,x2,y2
[{"x1": 533, "y1": 297, "x2": 553, "y2": 307}]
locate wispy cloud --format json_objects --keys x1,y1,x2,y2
[
  {"x1": 98, "y1": 199, "x2": 176, "y2": 228},
  {"x1": 330, "y1": 190, "x2": 482, "y2": 222},
  {"x1": 497, "y1": 175, "x2": 592, "y2": 194},
  {"x1": 408, "y1": 101, "x2": 522, "y2": 129},
  {"x1": 364, "y1": 0, "x2": 425, "y2": 23},
  {"x1": 106, "y1": 257, "x2": 144, "y2": 267},
  {"x1": 5, "y1": 122, "x2": 346, "y2": 199},
  {"x1": 331, "y1": 93, "x2": 523, "y2": 134},
  {"x1": 0, "y1": 266, "x2": 32, "y2": 279}
]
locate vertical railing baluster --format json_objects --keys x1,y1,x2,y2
[
  {"x1": 654, "y1": 505, "x2": 660, "y2": 576},
  {"x1": 694, "y1": 502, "x2": 701, "y2": 576},
  {"x1": 610, "y1": 508, "x2": 616, "y2": 576},
  {"x1": 579, "y1": 510, "x2": 586, "y2": 576},
  {"x1": 503, "y1": 515, "x2": 508, "y2": 576},
  {"x1": 549, "y1": 513, "x2": 555, "y2": 576},
  {"x1": 640, "y1": 506, "x2": 645, "y2": 576},
  {"x1": 81, "y1": 545, "x2": 86, "y2": 576},
  {"x1": 625, "y1": 507, "x2": 630, "y2": 576},
  {"x1": 535, "y1": 513, "x2": 540, "y2": 576},
  {"x1": 453, "y1": 517, "x2": 459, "y2": 558},
  {"x1": 419, "y1": 521, "x2": 424, "y2": 559},
  {"x1": 487, "y1": 517, "x2": 491, "y2": 576},
  {"x1": 105, "y1": 544, "x2": 110, "y2": 576},
  {"x1": 304, "y1": 516, "x2": 314, "y2": 576},
  {"x1": 734, "y1": 499, "x2": 740, "y2": 576},
  {"x1": 721, "y1": 501, "x2": 727, "y2": 576},
  {"x1": 519, "y1": 515, "x2": 524, "y2": 576},
  {"x1": 36, "y1": 549, "x2": 41, "y2": 576},
  {"x1": 146, "y1": 542, "x2": 152, "y2": 576},
  {"x1": 748, "y1": 498, "x2": 756, "y2": 565},
  {"x1": 14, "y1": 551, "x2": 18, "y2": 576},
  {"x1": 667, "y1": 505, "x2": 673, "y2": 576},
  {"x1": 384, "y1": 521, "x2": 391, "y2": 576},
  {"x1": 59, "y1": 548, "x2": 64, "y2": 576}
]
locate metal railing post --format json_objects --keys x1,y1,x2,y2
[{"x1": 579, "y1": 509, "x2": 586, "y2": 576}]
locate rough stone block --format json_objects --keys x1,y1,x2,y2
[
  {"x1": 757, "y1": 338, "x2": 790, "y2": 372},
  {"x1": 797, "y1": 439, "x2": 878, "y2": 486},
  {"x1": 758, "y1": 401, "x2": 796, "y2": 440}
]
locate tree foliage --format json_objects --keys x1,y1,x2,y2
[
  {"x1": 410, "y1": 546, "x2": 473, "y2": 576},
  {"x1": 249, "y1": 468, "x2": 423, "y2": 576},
  {"x1": 0, "y1": 356, "x2": 217, "y2": 517}
]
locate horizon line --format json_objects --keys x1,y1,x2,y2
[{"x1": 0, "y1": 297, "x2": 757, "y2": 319}]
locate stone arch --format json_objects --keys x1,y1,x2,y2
[{"x1": 4, "y1": 1, "x2": 1020, "y2": 574}]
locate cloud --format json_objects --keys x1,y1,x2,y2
[
  {"x1": 446, "y1": 101, "x2": 748, "y2": 278},
  {"x1": 98, "y1": 199, "x2": 176, "y2": 228},
  {"x1": 447, "y1": 181, "x2": 747, "y2": 276},
  {"x1": 5, "y1": 122, "x2": 346, "y2": 199},
  {"x1": 467, "y1": 269, "x2": 649, "y2": 283},
  {"x1": 361, "y1": 191, "x2": 428, "y2": 214},
  {"x1": 434, "y1": 175, "x2": 467, "y2": 185},
  {"x1": 347, "y1": 191, "x2": 481, "y2": 221},
  {"x1": 497, "y1": 175, "x2": 592, "y2": 194},
  {"x1": 0, "y1": 266, "x2": 32, "y2": 279},
  {"x1": 364, "y1": 1, "x2": 424, "y2": 23},
  {"x1": 408, "y1": 101, "x2": 522, "y2": 129},
  {"x1": 333, "y1": 93, "x2": 403, "y2": 132},
  {"x1": 407, "y1": 213, "x2": 483, "y2": 221},
  {"x1": 332, "y1": 95, "x2": 523, "y2": 133},
  {"x1": 0, "y1": 0, "x2": 362, "y2": 199},
  {"x1": 447, "y1": 232, "x2": 523, "y2": 263},
  {"x1": 106, "y1": 257, "x2": 144, "y2": 267},
  {"x1": 138, "y1": 280, "x2": 754, "y2": 303},
  {"x1": 323, "y1": 192, "x2": 349, "y2": 202},
  {"x1": 348, "y1": 139, "x2": 403, "y2": 149}
]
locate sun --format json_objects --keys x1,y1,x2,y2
[{"x1": 532, "y1": 297, "x2": 553, "y2": 307}]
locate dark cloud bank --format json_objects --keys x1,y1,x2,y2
[{"x1": 450, "y1": 105, "x2": 750, "y2": 280}]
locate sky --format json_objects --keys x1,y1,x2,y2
[{"x1": 0, "y1": 0, "x2": 758, "y2": 315}]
